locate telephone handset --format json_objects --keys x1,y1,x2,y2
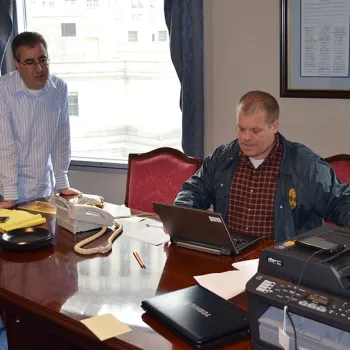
[
  {"x1": 51, "y1": 193, "x2": 72, "y2": 209},
  {"x1": 68, "y1": 205, "x2": 114, "y2": 226}
]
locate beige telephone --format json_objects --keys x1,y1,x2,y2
[
  {"x1": 51, "y1": 193, "x2": 112, "y2": 234},
  {"x1": 68, "y1": 205, "x2": 114, "y2": 230},
  {"x1": 51, "y1": 194, "x2": 123, "y2": 255}
]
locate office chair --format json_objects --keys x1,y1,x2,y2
[
  {"x1": 125, "y1": 147, "x2": 202, "y2": 213},
  {"x1": 324, "y1": 154, "x2": 350, "y2": 184},
  {"x1": 324, "y1": 154, "x2": 350, "y2": 225}
]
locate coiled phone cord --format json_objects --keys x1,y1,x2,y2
[{"x1": 73, "y1": 222, "x2": 123, "y2": 255}]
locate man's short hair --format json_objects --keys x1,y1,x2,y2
[
  {"x1": 237, "y1": 90, "x2": 279, "y2": 124},
  {"x1": 12, "y1": 32, "x2": 48, "y2": 61}
]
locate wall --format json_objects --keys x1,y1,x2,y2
[
  {"x1": 70, "y1": 0, "x2": 350, "y2": 204},
  {"x1": 69, "y1": 169, "x2": 127, "y2": 205},
  {"x1": 205, "y1": 0, "x2": 350, "y2": 155}
]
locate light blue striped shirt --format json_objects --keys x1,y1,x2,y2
[{"x1": 0, "y1": 71, "x2": 71, "y2": 203}]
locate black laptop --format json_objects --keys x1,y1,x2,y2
[
  {"x1": 152, "y1": 202, "x2": 261, "y2": 255},
  {"x1": 141, "y1": 285, "x2": 249, "y2": 349}
]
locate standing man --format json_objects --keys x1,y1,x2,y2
[
  {"x1": 174, "y1": 90, "x2": 350, "y2": 241},
  {"x1": 0, "y1": 31, "x2": 80, "y2": 208}
]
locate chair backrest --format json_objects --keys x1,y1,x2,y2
[
  {"x1": 125, "y1": 147, "x2": 202, "y2": 213},
  {"x1": 324, "y1": 154, "x2": 350, "y2": 184}
]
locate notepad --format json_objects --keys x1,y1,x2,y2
[
  {"x1": 18, "y1": 201, "x2": 57, "y2": 215},
  {"x1": 0, "y1": 209, "x2": 46, "y2": 232},
  {"x1": 81, "y1": 314, "x2": 132, "y2": 341}
]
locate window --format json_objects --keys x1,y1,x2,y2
[
  {"x1": 109, "y1": 0, "x2": 119, "y2": 8},
  {"x1": 68, "y1": 92, "x2": 79, "y2": 116},
  {"x1": 131, "y1": 0, "x2": 143, "y2": 9},
  {"x1": 31, "y1": 0, "x2": 55, "y2": 7},
  {"x1": 23, "y1": 0, "x2": 181, "y2": 164},
  {"x1": 43, "y1": 0, "x2": 55, "y2": 8},
  {"x1": 158, "y1": 31, "x2": 167, "y2": 42},
  {"x1": 61, "y1": 23, "x2": 76, "y2": 37},
  {"x1": 128, "y1": 31, "x2": 138, "y2": 42},
  {"x1": 132, "y1": 14, "x2": 143, "y2": 21},
  {"x1": 86, "y1": 0, "x2": 99, "y2": 10}
]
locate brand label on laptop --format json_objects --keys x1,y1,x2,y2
[{"x1": 208, "y1": 216, "x2": 222, "y2": 223}]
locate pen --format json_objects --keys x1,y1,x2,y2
[
  {"x1": 146, "y1": 223, "x2": 163, "y2": 228},
  {"x1": 136, "y1": 252, "x2": 146, "y2": 268},
  {"x1": 133, "y1": 251, "x2": 145, "y2": 268}
]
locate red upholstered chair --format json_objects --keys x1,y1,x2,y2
[
  {"x1": 324, "y1": 154, "x2": 350, "y2": 184},
  {"x1": 125, "y1": 147, "x2": 202, "y2": 213},
  {"x1": 324, "y1": 154, "x2": 350, "y2": 225}
]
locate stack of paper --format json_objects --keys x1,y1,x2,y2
[{"x1": 194, "y1": 259, "x2": 259, "y2": 300}]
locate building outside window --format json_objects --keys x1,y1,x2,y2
[
  {"x1": 131, "y1": 0, "x2": 144, "y2": 8},
  {"x1": 64, "y1": 0, "x2": 76, "y2": 5},
  {"x1": 61, "y1": 23, "x2": 76, "y2": 37},
  {"x1": 158, "y1": 30, "x2": 167, "y2": 42},
  {"x1": 68, "y1": 92, "x2": 79, "y2": 116},
  {"x1": 23, "y1": 0, "x2": 181, "y2": 164},
  {"x1": 132, "y1": 14, "x2": 143, "y2": 21},
  {"x1": 86, "y1": 0, "x2": 99, "y2": 10},
  {"x1": 43, "y1": 0, "x2": 55, "y2": 8},
  {"x1": 128, "y1": 31, "x2": 138, "y2": 42}
]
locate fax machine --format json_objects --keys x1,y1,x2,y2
[{"x1": 246, "y1": 224, "x2": 350, "y2": 350}]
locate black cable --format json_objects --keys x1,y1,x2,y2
[
  {"x1": 284, "y1": 249, "x2": 323, "y2": 350},
  {"x1": 320, "y1": 247, "x2": 350, "y2": 264},
  {"x1": 286, "y1": 308, "x2": 297, "y2": 350}
]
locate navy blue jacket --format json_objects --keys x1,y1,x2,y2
[{"x1": 174, "y1": 134, "x2": 350, "y2": 242}]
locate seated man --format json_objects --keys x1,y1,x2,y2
[
  {"x1": 0, "y1": 32, "x2": 80, "y2": 208},
  {"x1": 174, "y1": 90, "x2": 350, "y2": 242}
]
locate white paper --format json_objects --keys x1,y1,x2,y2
[
  {"x1": 232, "y1": 258, "x2": 259, "y2": 276},
  {"x1": 194, "y1": 270, "x2": 253, "y2": 300},
  {"x1": 193, "y1": 259, "x2": 259, "y2": 300},
  {"x1": 125, "y1": 216, "x2": 145, "y2": 223},
  {"x1": 116, "y1": 217, "x2": 167, "y2": 245},
  {"x1": 123, "y1": 226, "x2": 169, "y2": 245},
  {"x1": 301, "y1": 0, "x2": 350, "y2": 77},
  {"x1": 142, "y1": 218, "x2": 163, "y2": 228},
  {"x1": 103, "y1": 202, "x2": 131, "y2": 218}
]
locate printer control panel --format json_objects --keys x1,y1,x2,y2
[{"x1": 253, "y1": 274, "x2": 350, "y2": 323}]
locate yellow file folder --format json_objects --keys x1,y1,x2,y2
[{"x1": 0, "y1": 209, "x2": 47, "y2": 232}]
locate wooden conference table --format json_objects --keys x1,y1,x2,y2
[{"x1": 0, "y1": 207, "x2": 273, "y2": 350}]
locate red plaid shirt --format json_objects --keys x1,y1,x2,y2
[{"x1": 227, "y1": 135, "x2": 283, "y2": 239}]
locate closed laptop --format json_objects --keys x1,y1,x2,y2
[{"x1": 141, "y1": 285, "x2": 249, "y2": 348}]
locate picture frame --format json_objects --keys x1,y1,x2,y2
[{"x1": 280, "y1": 0, "x2": 350, "y2": 99}]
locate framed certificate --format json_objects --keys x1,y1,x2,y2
[{"x1": 281, "y1": 0, "x2": 350, "y2": 98}]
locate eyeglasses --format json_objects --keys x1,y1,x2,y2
[{"x1": 18, "y1": 57, "x2": 50, "y2": 70}]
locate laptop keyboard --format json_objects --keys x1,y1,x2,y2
[{"x1": 230, "y1": 236, "x2": 249, "y2": 249}]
